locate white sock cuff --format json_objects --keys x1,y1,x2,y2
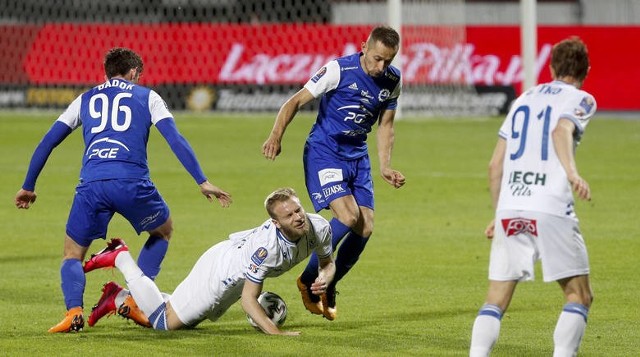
[
  {"x1": 478, "y1": 304, "x2": 504, "y2": 320},
  {"x1": 562, "y1": 303, "x2": 589, "y2": 322}
]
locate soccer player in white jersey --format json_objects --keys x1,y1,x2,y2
[
  {"x1": 14, "y1": 48, "x2": 232, "y2": 333},
  {"x1": 84, "y1": 187, "x2": 335, "y2": 335},
  {"x1": 470, "y1": 37, "x2": 596, "y2": 357},
  {"x1": 262, "y1": 26, "x2": 406, "y2": 321}
]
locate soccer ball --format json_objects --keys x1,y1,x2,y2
[{"x1": 246, "y1": 291, "x2": 288, "y2": 329}]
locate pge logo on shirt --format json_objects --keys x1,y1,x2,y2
[{"x1": 86, "y1": 138, "x2": 130, "y2": 159}]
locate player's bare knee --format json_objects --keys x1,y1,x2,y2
[
  {"x1": 149, "y1": 225, "x2": 173, "y2": 241},
  {"x1": 582, "y1": 290, "x2": 594, "y2": 308},
  {"x1": 159, "y1": 228, "x2": 173, "y2": 241},
  {"x1": 565, "y1": 288, "x2": 593, "y2": 308},
  {"x1": 336, "y1": 213, "x2": 359, "y2": 229},
  {"x1": 357, "y1": 212, "x2": 374, "y2": 237},
  {"x1": 360, "y1": 223, "x2": 373, "y2": 238}
]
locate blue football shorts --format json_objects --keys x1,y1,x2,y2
[
  {"x1": 66, "y1": 179, "x2": 170, "y2": 247},
  {"x1": 303, "y1": 145, "x2": 374, "y2": 212}
]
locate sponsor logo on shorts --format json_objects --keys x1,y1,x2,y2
[
  {"x1": 501, "y1": 218, "x2": 538, "y2": 237},
  {"x1": 312, "y1": 192, "x2": 324, "y2": 202},
  {"x1": 318, "y1": 168, "x2": 343, "y2": 186},
  {"x1": 140, "y1": 211, "x2": 161, "y2": 229},
  {"x1": 322, "y1": 184, "x2": 345, "y2": 199}
]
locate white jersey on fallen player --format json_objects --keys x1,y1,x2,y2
[
  {"x1": 496, "y1": 80, "x2": 597, "y2": 218},
  {"x1": 169, "y1": 213, "x2": 332, "y2": 325}
]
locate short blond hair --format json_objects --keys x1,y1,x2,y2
[{"x1": 264, "y1": 187, "x2": 298, "y2": 218}]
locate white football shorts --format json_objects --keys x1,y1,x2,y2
[
  {"x1": 488, "y1": 210, "x2": 590, "y2": 282},
  {"x1": 169, "y1": 241, "x2": 244, "y2": 326}
]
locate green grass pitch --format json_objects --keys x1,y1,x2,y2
[{"x1": 0, "y1": 111, "x2": 638, "y2": 356}]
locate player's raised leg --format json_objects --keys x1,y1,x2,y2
[{"x1": 85, "y1": 239, "x2": 178, "y2": 330}]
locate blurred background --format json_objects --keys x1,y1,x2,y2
[{"x1": 0, "y1": 0, "x2": 638, "y2": 117}]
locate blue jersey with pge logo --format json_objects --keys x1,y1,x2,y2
[
  {"x1": 304, "y1": 52, "x2": 401, "y2": 160},
  {"x1": 57, "y1": 78, "x2": 173, "y2": 183}
]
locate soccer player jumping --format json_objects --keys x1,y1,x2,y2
[
  {"x1": 15, "y1": 48, "x2": 232, "y2": 333},
  {"x1": 262, "y1": 26, "x2": 406, "y2": 321}
]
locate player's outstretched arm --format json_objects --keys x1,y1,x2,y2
[
  {"x1": 241, "y1": 281, "x2": 300, "y2": 336},
  {"x1": 198, "y1": 180, "x2": 232, "y2": 207},
  {"x1": 16, "y1": 121, "x2": 73, "y2": 209},
  {"x1": 262, "y1": 88, "x2": 315, "y2": 161}
]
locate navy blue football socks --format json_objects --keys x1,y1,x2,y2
[
  {"x1": 137, "y1": 236, "x2": 168, "y2": 281},
  {"x1": 333, "y1": 232, "x2": 369, "y2": 284},
  {"x1": 300, "y1": 218, "x2": 352, "y2": 285}
]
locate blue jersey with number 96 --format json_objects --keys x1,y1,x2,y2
[{"x1": 57, "y1": 78, "x2": 172, "y2": 183}]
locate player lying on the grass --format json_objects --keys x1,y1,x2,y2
[{"x1": 85, "y1": 188, "x2": 335, "y2": 335}]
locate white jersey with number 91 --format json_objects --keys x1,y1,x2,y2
[{"x1": 497, "y1": 80, "x2": 596, "y2": 218}]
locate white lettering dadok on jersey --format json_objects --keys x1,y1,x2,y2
[{"x1": 497, "y1": 80, "x2": 596, "y2": 217}]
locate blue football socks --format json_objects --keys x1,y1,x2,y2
[
  {"x1": 61, "y1": 258, "x2": 85, "y2": 309},
  {"x1": 333, "y1": 232, "x2": 369, "y2": 284},
  {"x1": 300, "y1": 218, "x2": 352, "y2": 285},
  {"x1": 137, "y1": 236, "x2": 168, "y2": 280}
]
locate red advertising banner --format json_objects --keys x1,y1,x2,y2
[
  {"x1": 466, "y1": 26, "x2": 637, "y2": 111},
  {"x1": 0, "y1": 24, "x2": 636, "y2": 110}
]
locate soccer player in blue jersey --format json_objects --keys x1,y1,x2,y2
[
  {"x1": 262, "y1": 26, "x2": 406, "y2": 320},
  {"x1": 14, "y1": 48, "x2": 232, "y2": 333}
]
